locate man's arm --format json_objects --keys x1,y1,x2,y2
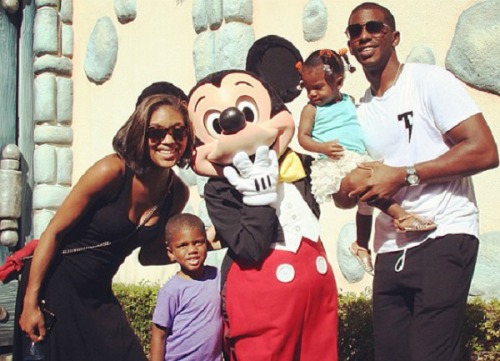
[
  {"x1": 418, "y1": 113, "x2": 498, "y2": 181},
  {"x1": 348, "y1": 113, "x2": 498, "y2": 203}
]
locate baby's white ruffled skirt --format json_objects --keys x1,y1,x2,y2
[{"x1": 311, "y1": 150, "x2": 373, "y2": 204}]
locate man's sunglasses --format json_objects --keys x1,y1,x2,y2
[
  {"x1": 345, "y1": 21, "x2": 393, "y2": 40},
  {"x1": 146, "y1": 126, "x2": 188, "y2": 143}
]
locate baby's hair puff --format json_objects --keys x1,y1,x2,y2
[
  {"x1": 295, "y1": 61, "x2": 304, "y2": 90},
  {"x1": 338, "y1": 48, "x2": 356, "y2": 73},
  {"x1": 295, "y1": 61, "x2": 303, "y2": 73},
  {"x1": 295, "y1": 48, "x2": 355, "y2": 90},
  {"x1": 300, "y1": 48, "x2": 356, "y2": 83}
]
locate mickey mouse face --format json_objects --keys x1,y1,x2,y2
[
  {"x1": 189, "y1": 72, "x2": 272, "y2": 144},
  {"x1": 188, "y1": 71, "x2": 295, "y2": 177}
]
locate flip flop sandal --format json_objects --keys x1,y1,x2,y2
[
  {"x1": 394, "y1": 214, "x2": 437, "y2": 233},
  {"x1": 350, "y1": 242, "x2": 374, "y2": 275}
]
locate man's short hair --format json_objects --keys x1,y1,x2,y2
[{"x1": 349, "y1": 2, "x2": 396, "y2": 31}]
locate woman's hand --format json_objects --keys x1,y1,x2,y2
[{"x1": 19, "y1": 303, "x2": 46, "y2": 342}]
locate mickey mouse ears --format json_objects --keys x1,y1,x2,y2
[{"x1": 246, "y1": 35, "x2": 303, "y2": 103}]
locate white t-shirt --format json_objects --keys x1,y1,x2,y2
[{"x1": 356, "y1": 63, "x2": 480, "y2": 254}]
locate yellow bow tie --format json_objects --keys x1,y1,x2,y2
[{"x1": 279, "y1": 149, "x2": 306, "y2": 183}]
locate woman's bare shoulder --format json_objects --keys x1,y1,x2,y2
[{"x1": 74, "y1": 154, "x2": 126, "y2": 197}]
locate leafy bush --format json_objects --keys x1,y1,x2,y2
[
  {"x1": 114, "y1": 284, "x2": 500, "y2": 360},
  {"x1": 461, "y1": 298, "x2": 500, "y2": 361},
  {"x1": 338, "y1": 292, "x2": 374, "y2": 361},
  {"x1": 113, "y1": 282, "x2": 160, "y2": 356}
]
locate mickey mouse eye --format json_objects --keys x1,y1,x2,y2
[
  {"x1": 204, "y1": 111, "x2": 222, "y2": 139},
  {"x1": 236, "y1": 99, "x2": 259, "y2": 124}
]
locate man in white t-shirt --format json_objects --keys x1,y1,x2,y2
[{"x1": 340, "y1": 2, "x2": 499, "y2": 361}]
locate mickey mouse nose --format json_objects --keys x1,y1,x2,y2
[{"x1": 219, "y1": 107, "x2": 246, "y2": 134}]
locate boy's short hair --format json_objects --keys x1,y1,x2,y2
[{"x1": 165, "y1": 213, "x2": 206, "y2": 246}]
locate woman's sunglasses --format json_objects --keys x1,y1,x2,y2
[
  {"x1": 345, "y1": 21, "x2": 393, "y2": 40},
  {"x1": 146, "y1": 126, "x2": 187, "y2": 144}
]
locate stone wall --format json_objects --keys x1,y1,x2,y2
[
  {"x1": 32, "y1": 0, "x2": 73, "y2": 239},
  {"x1": 0, "y1": 146, "x2": 21, "y2": 248}
]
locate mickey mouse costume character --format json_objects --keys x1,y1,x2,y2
[{"x1": 188, "y1": 36, "x2": 338, "y2": 361}]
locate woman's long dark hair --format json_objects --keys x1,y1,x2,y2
[{"x1": 112, "y1": 94, "x2": 194, "y2": 176}]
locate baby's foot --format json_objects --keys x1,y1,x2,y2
[
  {"x1": 350, "y1": 242, "x2": 374, "y2": 275},
  {"x1": 394, "y1": 214, "x2": 436, "y2": 233}
]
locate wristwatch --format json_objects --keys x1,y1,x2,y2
[{"x1": 405, "y1": 165, "x2": 420, "y2": 186}]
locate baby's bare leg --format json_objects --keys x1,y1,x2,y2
[
  {"x1": 340, "y1": 166, "x2": 436, "y2": 233},
  {"x1": 332, "y1": 189, "x2": 357, "y2": 209},
  {"x1": 385, "y1": 203, "x2": 409, "y2": 219},
  {"x1": 338, "y1": 167, "x2": 402, "y2": 214},
  {"x1": 342, "y1": 167, "x2": 371, "y2": 193},
  {"x1": 333, "y1": 167, "x2": 371, "y2": 209}
]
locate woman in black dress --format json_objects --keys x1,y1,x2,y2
[{"x1": 15, "y1": 87, "x2": 193, "y2": 361}]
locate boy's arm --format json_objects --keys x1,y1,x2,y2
[
  {"x1": 150, "y1": 323, "x2": 168, "y2": 361},
  {"x1": 298, "y1": 104, "x2": 344, "y2": 159}
]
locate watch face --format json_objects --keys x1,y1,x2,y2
[{"x1": 407, "y1": 174, "x2": 419, "y2": 185}]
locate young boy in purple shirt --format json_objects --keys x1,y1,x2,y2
[{"x1": 150, "y1": 213, "x2": 223, "y2": 361}]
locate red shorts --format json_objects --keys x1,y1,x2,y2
[{"x1": 224, "y1": 238, "x2": 338, "y2": 361}]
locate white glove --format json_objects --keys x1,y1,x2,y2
[{"x1": 223, "y1": 146, "x2": 279, "y2": 206}]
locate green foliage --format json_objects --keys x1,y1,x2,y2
[
  {"x1": 113, "y1": 282, "x2": 160, "y2": 356},
  {"x1": 114, "y1": 283, "x2": 500, "y2": 360},
  {"x1": 338, "y1": 292, "x2": 374, "y2": 361},
  {"x1": 461, "y1": 298, "x2": 500, "y2": 361}
]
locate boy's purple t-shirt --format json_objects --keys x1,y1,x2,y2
[{"x1": 152, "y1": 265, "x2": 223, "y2": 361}]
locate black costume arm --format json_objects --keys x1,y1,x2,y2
[{"x1": 205, "y1": 178, "x2": 277, "y2": 265}]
